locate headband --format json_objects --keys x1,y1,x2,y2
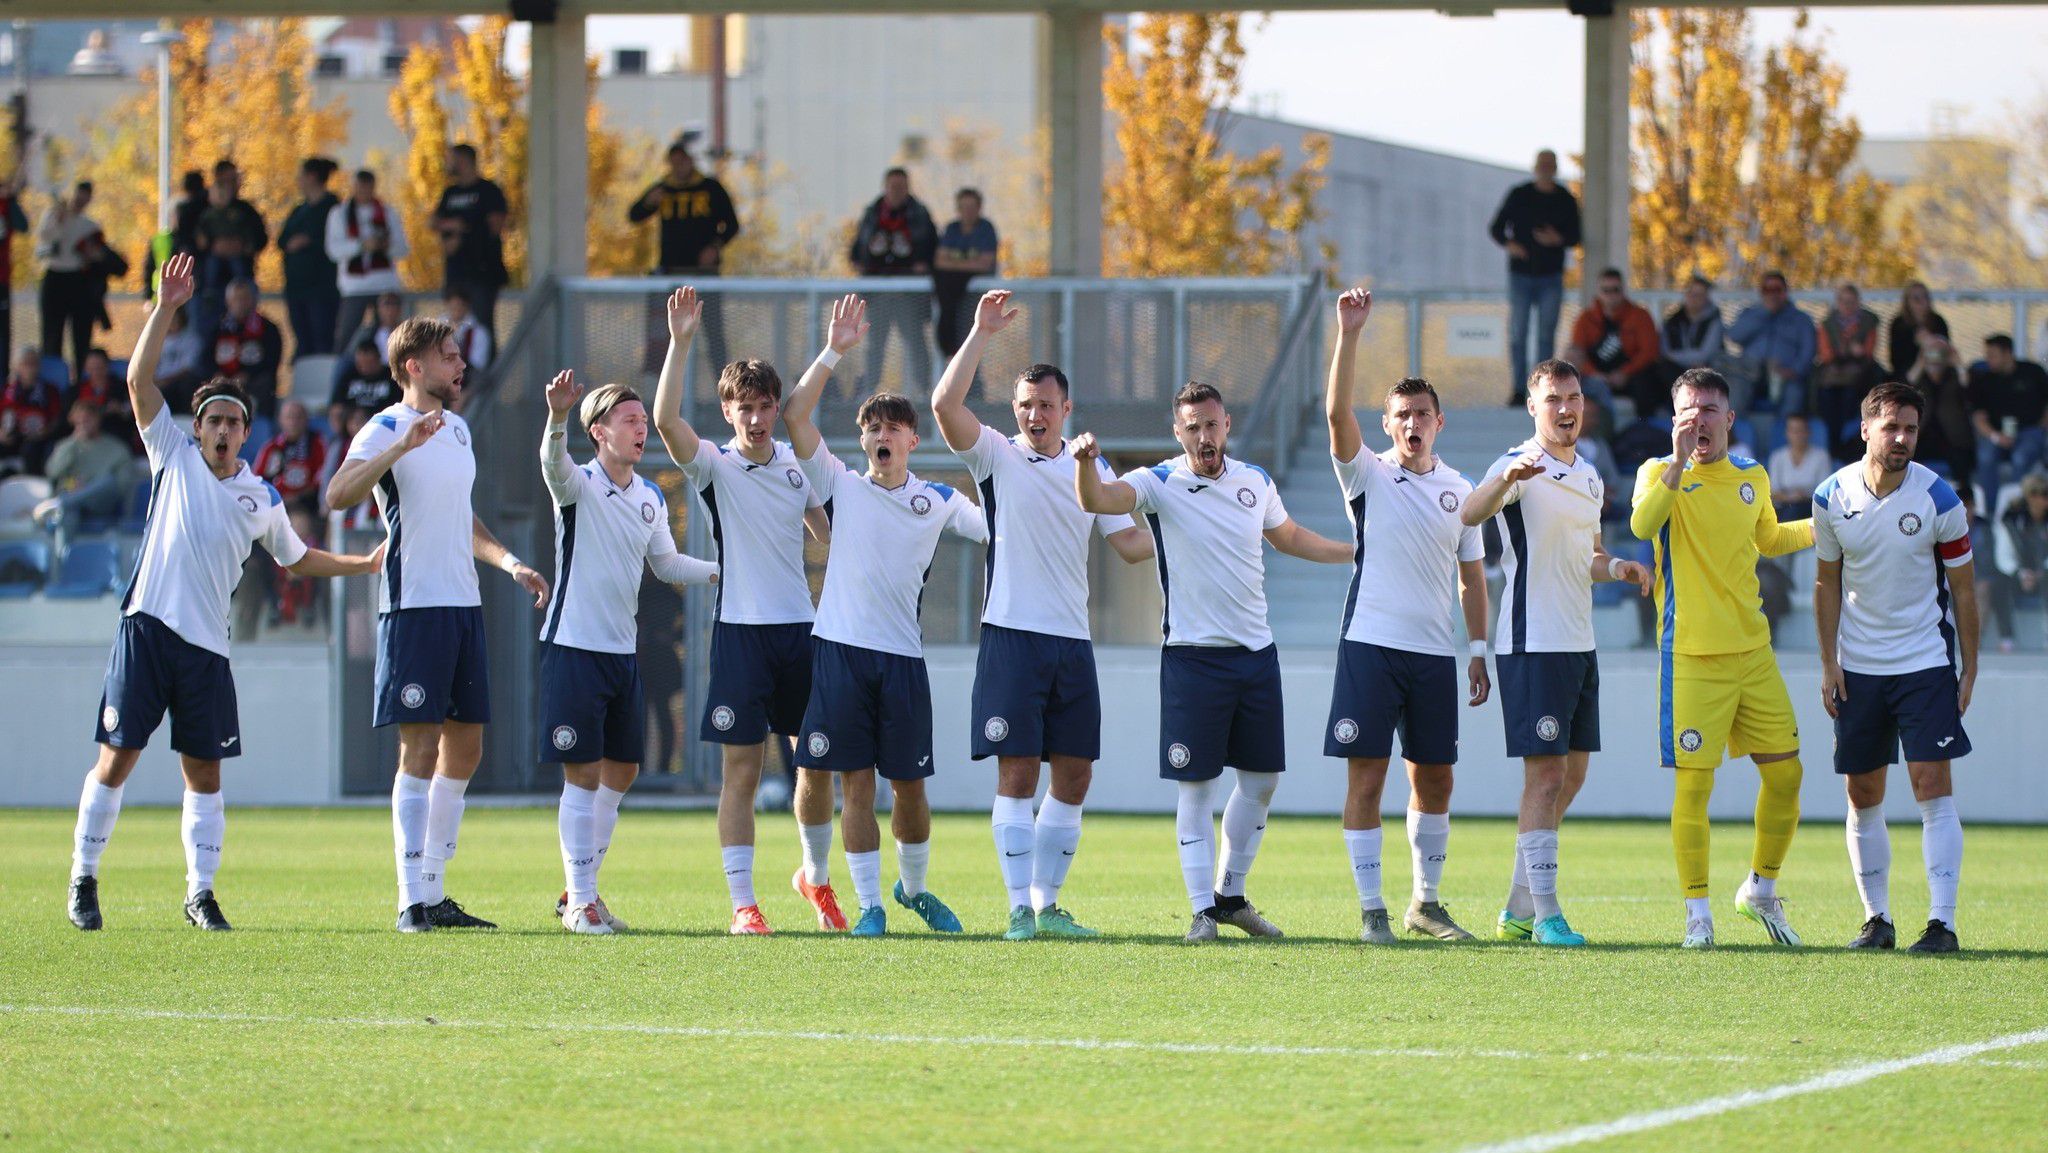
[{"x1": 195, "y1": 394, "x2": 251, "y2": 424}]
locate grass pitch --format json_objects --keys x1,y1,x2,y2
[{"x1": 3, "y1": 807, "x2": 2045, "y2": 1152}]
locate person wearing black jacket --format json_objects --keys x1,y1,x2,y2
[
  {"x1": 281, "y1": 158, "x2": 342, "y2": 360},
  {"x1": 849, "y1": 167, "x2": 938, "y2": 394},
  {"x1": 1488, "y1": 150, "x2": 1582, "y2": 404},
  {"x1": 1647, "y1": 275, "x2": 1724, "y2": 417},
  {"x1": 629, "y1": 142, "x2": 741, "y2": 373},
  {"x1": 1886, "y1": 281, "x2": 1949, "y2": 382}
]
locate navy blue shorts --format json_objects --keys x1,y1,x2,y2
[
  {"x1": 538, "y1": 643, "x2": 644, "y2": 765},
  {"x1": 95, "y1": 612, "x2": 240, "y2": 760},
  {"x1": 374, "y1": 606, "x2": 490, "y2": 727},
  {"x1": 1159, "y1": 644, "x2": 1286, "y2": 781},
  {"x1": 1496, "y1": 650, "x2": 1601, "y2": 757},
  {"x1": 1324, "y1": 640, "x2": 1459, "y2": 765},
  {"x1": 798, "y1": 638, "x2": 934, "y2": 781},
  {"x1": 701, "y1": 621, "x2": 812, "y2": 744},
  {"x1": 1832, "y1": 666, "x2": 1972, "y2": 775},
  {"x1": 971, "y1": 624, "x2": 1102, "y2": 762}
]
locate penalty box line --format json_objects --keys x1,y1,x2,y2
[{"x1": 1463, "y1": 1025, "x2": 2048, "y2": 1153}]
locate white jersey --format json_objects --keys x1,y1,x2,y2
[
  {"x1": 345, "y1": 403, "x2": 479, "y2": 614},
  {"x1": 801, "y1": 442, "x2": 988, "y2": 658},
  {"x1": 680, "y1": 437, "x2": 821, "y2": 625},
  {"x1": 1335, "y1": 448, "x2": 1484, "y2": 657},
  {"x1": 539, "y1": 439, "x2": 716, "y2": 656},
  {"x1": 1482, "y1": 440, "x2": 1604, "y2": 654},
  {"x1": 959, "y1": 425, "x2": 1136, "y2": 641},
  {"x1": 1812, "y1": 462, "x2": 1972, "y2": 676},
  {"x1": 124, "y1": 407, "x2": 309, "y2": 657},
  {"x1": 1124, "y1": 455, "x2": 1286, "y2": 649}
]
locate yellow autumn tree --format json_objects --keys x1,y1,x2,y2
[
  {"x1": 583, "y1": 57, "x2": 654, "y2": 277},
  {"x1": 1630, "y1": 9, "x2": 1911, "y2": 289},
  {"x1": 1890, "y1": 136, "x2": 2044, "y2": 289},
  {"x1": 1102, "y1": 14, "x2": 1329, "y2": 277},
  {"x1": 387, "y1": 45, "x2": 452, "y2": 291}
]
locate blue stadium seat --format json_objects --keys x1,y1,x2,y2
[
  {"x1": 120, "y1": 478, "x2": 154, "y2": 533},
  {"x1": 46, "y1": 538, "x2": 124, "y2": 598},
  {"x1": 38, "y1": 355, "x2": 70, "y2": 388},
  {"x1": 0, "y1": 539, "x2": 51, "y2": 597},
  {"x1": 239, "y1": 417, "x2": 274, "y2": 463}
]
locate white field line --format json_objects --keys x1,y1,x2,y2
[
  {"x1": 0, "y1": 1002, "x2": 1752, "y2": 1066},
  {"x1": 1464, "y1": 1026, "x2": 2048, "y2": 1153}
]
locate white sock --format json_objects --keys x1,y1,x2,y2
[
  {"x1": 1919, "y1": 795, "x2": 1962, "y2": 931},
  {"x1": 1031, "y1": 796, "x2": 1084, "y2": 911},
  {"x1": 1518, "y1": 829, "x2": 1561, "y2": 919},
  {"x1": 1748, "y1": 872, "x2": 1776, "y2": 899},
  {"x1": 1216, "y1": 769, "x2": 1279, "y2": 898},
  {"x1": 1343, "y1": 826, "x2": 1385, "y2": 911},
  {"x1": 1407, "y1": 809, "x2": 1450, "y2": 903},
  {"x1": 559, "y1": 783, "x2": 597, "y2": 907},
  {"x1": 799, "y1": 822, "x2": 833, "y2": 887},
  {"x1": 1505, "y1": 846, "x2": 1534, "y2": 919},
  {"x1": 991, "y1": 794, "x2": 1035, "y2": 910},
  {"x1": 1685, "y1": 896, "x2": 1712, "y2": 921},
  {"x1": 421, "y1": 775, "x2": 470, "y2": 905},
  {"x1": 1846, "y1": 804, "x2": 1890, "y2": 921},
  {"x1": 392, "y1": 775, "x2": 430, "y2": 909},
  {"x1": 591, "y1": 784, "x2": 625, "y2": 888},
  {"x1": 721, "y1": 845, "x2": 756, "y2": 909},
  {"x1": 1175, "y1": 778, "x2": 1218, "y2": 914},
  {"x1": 71, "y1": 778, "x2": 124, "y2": 881},
  {"x1": 896, "y1": 839, "x2": 931, "y2": 898},
  {"x1": 847, "y1": 848, "x2": 882, "y2": 910},
  {"x1": 181, "y1": 789, "x2": 225, "y2": 900}
]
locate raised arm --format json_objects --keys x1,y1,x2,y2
[
  {"x1": 649, "y1": 287, "x2": 703, "y2": 465},
  {"x1": 784, "y1": 294, "x2": 867, "y2": 461},
  {"x1": 1464, "y1": 449, "x2": 1543, "y2": 527},
  {"x1": 1264, "y1": 518, "x2": 1352, "y2": 564},
  {"x1": 1325, "y1": 288, "x2": 1371, "y2": 463},
  {"x1": 472, "y1": 514, "x2": 549, "y2": 608},
  {"x1": 327, "y1": 411, "x2": 443, "y2": 510},
  {"x1": 1629, "y1": 412, "x2": 1699, "y2": 540},
  {"x1": 127, "y1": 252, "x2": 197, "y2": 429},
  {"x1": 1071, "y1": 432, "x2": 1137, "y2": 515},
  {"x1": 931, "y1": 289, "x2": 1018, "y2": 452},
  {"x1": 540, "y1": 369, "x2": 584, "y2": 504}
]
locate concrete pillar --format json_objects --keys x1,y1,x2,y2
[
  {"x1": 526, "y1": 16, "x2": 589, "y2": 281},
  {"x1": 1580, "y1": 6, "x2": 1630, "y2": 294},
  {"x1": 1040, "y1": 9, "x2": 1104, "y2": 277}
]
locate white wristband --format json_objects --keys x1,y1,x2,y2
[
  {"x1": 815, "y1": 347, "x2": 842, "y2": 370},
  {"x1": 1607, "y1": 556, "x2": 1626, "y2": 581},
  {"x1": 1469, "y1": 640, "x2": 1488, "y2": 659},
  {"x1": 499, "y1": 554, "x2": 525, "y2": 575}
]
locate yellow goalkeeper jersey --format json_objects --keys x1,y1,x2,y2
[{"x1": 1630, "y1": 453, "x2": 1814, "y2": 657}]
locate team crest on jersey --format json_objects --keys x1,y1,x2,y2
[
  {"x1": 640, "y1": 501, "x2": 657, "y2": 524},
  {"x1": 1235, "y1": 487, "x2": 1257, "y2": 509},
  {"x1": 101, "y1": 705, "x2": 119, "y2": 732},
  {"x1": 551, "y1": 725, "x2": 578, "y2": 751},
  {"x1": 1438, "y1": 490, "x2": 1461, "y2": 513},
  {"x1": 984, "y1": 716, "x2": 1010, "y2": 742},
  {"x1": 453, "y1": 426, "x2": 470, "y2": 447},
  {"x1": 1536, "y1": 716, "x2": 1561, "y2": 743},
  {"x1": 1167, "y1": 742, "x2": 1192, "y2": 769},
  {"x1": 1333, "y1": 719, "x2": 1360, "y2": 745},
  {"x1": 1738, "y1": 482, "x2": 1756, "y2": 505},
  {"x1": 1678, "y1": 728, "x2": 1704, "y2": 753},
  {"x1": 786, "y1": 468, "x2": 804, "y2": 489},
  {"x1": 710, "y1": 705, "x2": 736, "y2": 731},
  {"x1": 808, "y1": 732, "x2": 831, "y2": 758},
  {"x1": 1898, "y1": 512, "x2": 1923, "y2": 537},
  {"x1": 400, "y1": 683, "x2": 426, "y2": 710},
  {"x1": 910, "y1": 494, "x2": 932, "y2": 516},
  {"x1": 236, "y1": 494, "x2": 259, "y2": 513}
]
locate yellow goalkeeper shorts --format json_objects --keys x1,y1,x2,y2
[{"x1": 1658, "y1": 646, "x2": 1800, "y2": 769}]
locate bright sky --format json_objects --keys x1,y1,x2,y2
[{"x1": 588, "y1": 6, "x2": 2048, "y2": 172}]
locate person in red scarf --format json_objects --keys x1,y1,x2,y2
[
  {"x1": 253, "y1": 398, "x2": 327, "y2": 515},
  {"x1": 0, "y1": 345, "x2": 66, "y2": 477},
  {"x1": 324, "y1": 169, "x2": 408, "y2": 353},
  {"x1": 848, "y1": 167, "x2": 938, "y2": 396},
  {"x1": 213, "y1": 279, "x2": 284, "y2": 418}
]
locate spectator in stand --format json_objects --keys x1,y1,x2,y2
[
  {"x1": 141, "y1": 170, "x2": 207, "y2": 304},
  {"x1": 1886, "y1": 280, "x2": 1948, "y2": 381},
  {"x1": 70, "y1": 348, "x2": 136, "y2": 451},
  {"x1": 153, "y1": 307, "x2": 209, "y2": 415},
  {"x1": 253, "y1": 398, "x2": 327, "y2": 516},
  {"x1": 1812, "y1": 282, "x2": 1883, "y2": 462},
  {"x1": 432, "y1": 143, "x2": 510, "y2": 346},
  {"x1": 1488, "y1": 149, "x2": 1582, "y2": 405},
  {"x1": 1766, "y1": 413, "x2": 1832, "y2": 523},
  {"x1": 1649, "y1": 275, "x2": 1724, "y2": 417},
  {"x1": 0, "y1": 174, "x2": 30, "y2": 373},
  {"x1": 331, "y1": 290, "x2": 407, "y2": 397},
  {"x1": 1564, "y1": 267, "x2": 1656, "y2": 414},
  {"x1": 193, "y1": 160, "x2": 269, "y2": 340},
  {"x1": 1908, "y1": 338, "x2": 1974, "y2": 489},
  {"x1": 629, "y1": 139, "x2": 740, "y2": 372},
  {"x1": 281, "y1": 157, "x2": 342, "y2": 360},
  {"x1": 320, "y1": 403, "x2": 375, "y2": 525},
  {"x1": 1723, "y1": 271, "x2": 1816, "y2": 417},
  {"x1": 30, "y1": 399, "x2": 133, "y2": 528},
  {"x1": 0, "y1": 346, "x2": 66, "y2": 477},
  {"x1": 850, "y1": 166, "x2": 938, "y2": 394},
  {"x1": 1969, "y1": 333, "x2": 2048, "y2": 489},
  {"x1": 326, "y1": 169, "x2": 406, "y2": 351},
  {"x1": 35, "y1": 181, "x2": 111, "y2": 379},
  {"x1": 212, "y1": 278, "x2": 285, "y2": 418},
  {"x1": 327, "y1": 338, "x2": 399, "y2": 433},
  {"x1": 1990, "y1": 471, "x2": 2048, "y2": 652},
  {"x1": 444, "y1": 286, "x2": 492, "y2": 376},
  {"x1": 932, "y1": 187, "x2": 1000, "y2": 363}
]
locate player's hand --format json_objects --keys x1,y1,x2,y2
[
  {"x1": 1467, "y1": 656, "x2": 1491, "y2": 706},
  {"x1": 1503, "y1": 448, "x2": 1545, "y2": 484},
  {"x1": 973, "y1": 289, "x2": 1020, "y2": 335},
  {"x1": 157, "y1": 252, "x2": 196, "y2": 311},
  {"x1": 1614, "y1": 559, "x2": 1651, "y2": 596},
  {"x1": 1071, "y1": 432, "x2": 1101, "y2": 461},
  {"x1": 401, "y1": 411, "x2": 444, "y2": 451},
  {"x1": 1336, "y1": 287, "x2": 1372, "y2": 333},
  {"x1": 512, "y1": 564, "x2": 549, "y2": 609},
  {"x1": 667, "y1": 287, "x2": 702, "y2": 341},
  {"x1": 1820, "y1": 662, "x2": 1846, "y2": 719},
  {"x1": 827, "y1": 294, "x2": 869, "y2": 354},
  {"x1": 366, "y1": 542, "x2": 387, "y2": 573},
  {"x1": 544, "y1": 369, "x2": 582, "y2": 417},
  {"x1": 1671, "y1": 408, "x2": 1701, "y2": 461},
  {"x1": 1957, "y1": 667, "x2": 1976, "y2": 717}
]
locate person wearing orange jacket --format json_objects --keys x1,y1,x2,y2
[{"x1": 1565, "y1": 267, "x2": 1659, "y2": 415}]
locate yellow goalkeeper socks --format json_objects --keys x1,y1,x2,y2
[
  {"x1": 1671, "y1": 768, "x2": 1715, "y2": 900},
  {"x1": 1751, "y1": 755, "x2": 1803, "y2": 880}
]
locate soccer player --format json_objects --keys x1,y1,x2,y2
[
  {"x1": 1074, "y1": 382, "x2": 1352, "y2": 943},
  {"x1": 1322, "y1": 288, "x2": 1492, "y2": 945},
  {"x1": 1812, "y1": 382, "x2": 1976, "y2": 954},
  {"x1": 539, "y1": 369, "x2": 718, "y2": 934},
  {"x1": 1630, "y1": 366, "x2": 1813, "y2": 949},
  {"x1": 1462, "y1": 355, "x2": 1651, "y2": 946},
  {"x1": 784, "y1": 294, "x2": 989, "y2": 937},
  {"x1": 930, "y1": 289, "x2": 1154, "y2": 940},
  {"x1": 649, "y1": 287, "x2": 844, "y2": 935},
  {"x1": 67, "y1": 253, "x2": 382, "y2": 932},
  {"x1": 327, "y1": 315, "x2": 550, "y2": 933}
]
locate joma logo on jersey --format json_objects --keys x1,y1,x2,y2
[
  {"x1": 910, "y1": 494, "x2": 932, "y2": 516},
  {"x1": 1898, "y1": 512, "x2": 1923, "y2": 537}
]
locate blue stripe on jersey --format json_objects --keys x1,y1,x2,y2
[
  {"x1": 928, "y1": 481, "x2": 957, "y2": 501},
  {"x1": 261, "y1": 481, "x2": 283, "y2": 506},
  {"x1": 377, "y1": 472, "x2": 403, "y2": 611},
  {"x1": 1929, "y1": 476, "x2": 1962, "y2": 516},
  {"x1": 373, "y1": 414, "x2": 398, "y2": 431},
  {"x1": 700, "y1": 482, "x2": 727, "y2": 619},
  {"x1": 1934, "y1": 560, "x2": 1957, "y2": 672},
  {"x1": 1503, "y1": 501, "x2": 1530, "y2": 652},
  {"x1": 1813, "y1": 474, "x2": 1839, "y2": 511},
  {"x1": 1243, "y1": 462, "x2": 1273, "y2": 485},
  {"x1": 119, "y1": 468, "x2": 169, "y2": 611},
  {"x1": 978, "y1": 476, "x2": 998, "y2": 614},
  {"x1": 1338, "y1": 492, "x2": 1366, "y2": 635},
  {"x1": 1145, "y1": 511, "x2": 1171, "y2": 642},
  {"x1": 1730, "y1": 454, "x2": 1761, "y2": 471},
  {"x1": 1147, "y1": 465, "x2": 1172, "y2": 483},
  {"x1": 542, "y1": 503, "x2": 578, "y2": 643},
  {"x1": 1658, "y1": 523, "x2": 1677, "y2": 767}
]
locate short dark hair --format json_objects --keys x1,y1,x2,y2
[
  {"x1": 353, "y1": 338, "x2": 381, "y2": 359},
  {"x1": 1386, "y1": 376, "x2": 1442, "y2": 414},
  {"x1": 191, "y1": 378, "x2": 254, "y2": 423},
  {"x1": 666, "y1": 139, "x2": 692, "y2": 159},
  {"x1": 1687, "y1": 274, "x2": 1713, "y2": 290},
  {"x1": 386, "y1": 316, "x2": 454, "y2": 385},
  {"x1": 1017, "y1": 363, "x2": 1069, "y2": 399},
  {"x1": 1174, "y1": 380, "x2": 1224, "y2": 411},
  {"x1": 884, "y1": 166, "x2": 909, "y2": 181},
  {"x1": 376, "y1": 291, "x2": 405, "y2": 309},
  {"x1": 1527, "y1": 359, "x2": 1580, "y2": 396},
  {"x1": 718, "y1": 359, "x2": 783, "y2": 405},
  {"x1": 354, "y1": 168, "x2": 377, "y2": 185},
  {"x1": 442, "y1": 285, "x2": 472, "y2": 306},
  {"x1": 1987, "y1": 333, "x2": 2015, "y2": 352},
  {"x1": 301, "y1": 157, "x2": 338, "y2": 181},
  {"x1": 956, "y1": 187, "x2": 982, "y2": 205},
  {"x1": 74, "y1": 180, "x2": 92, "y2": 196},
  {"x1": 212, "y1": 159, "x2": 238, "y2": 175},
  {"x1": 1782, "y1": 412, "x2": 1809, "y2": 426},
  {"x1": 450, "y1": 143, "x2": 478, "y2": 163},
  {"x1": 1760, "y1": 270, "x2": 1788, "y2": 288},
  {"x1": 857, "y1": 392, "x2": 919, "y2": 434},
  {"x1": 1599, "y1": 267, "x2": 1624, "y2": 283},
  {"x1": 1861, "y1": 381, "x2": 1925, "y2": 422},
  {"x1": 1672, "y1": 366, "x2": 1731, "y2": 402},
  {"x1": 85, "y1": 346, "x2": 111, "y2": 363},
  {"x1": 180, "y1": 171, "x2": 206, "y2": 196}
]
